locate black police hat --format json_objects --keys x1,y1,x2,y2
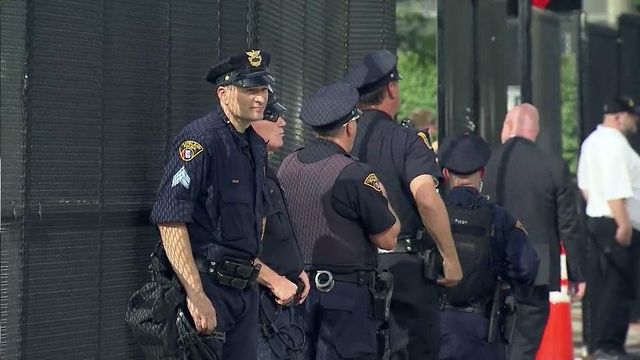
[
  {"x1": 300, "y1": 82, "x2": 361, "y2": 132},
  {"x1": 264, "y1": 91, "x2": 288, "y2": 122},
  {"x1": 344, "y1": 50, "x2": 402, "y2": 95},
  {"x1": 205, "y1": 49, "x2": 274, "y2": 88},
  {"x1": 604, "y1": 96, "x2": 640, "y2": 116},
  {"x1": 438, "y1": 133, "x2": 491, "y2": 175}
]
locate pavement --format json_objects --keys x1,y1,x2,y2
[{"x1": 571, "y1": 302, "x2": 640, "y2": 359}]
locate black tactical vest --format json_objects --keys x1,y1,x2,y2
[
  {"x1": 278, "y1": 151, "x2": 377, "y2": 272},
  {"x1": 444, "y1": 197, "x2": 495, "y2": 306}
]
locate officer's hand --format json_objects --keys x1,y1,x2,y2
[
  {"x1": 615, "y1": 223, "x2": 632, "y2": 247},
  {"x1": 570, "y1": 282, "x2": 586, "y2": 302},
  {"x1": 437, "y1": 259, "x2": 463, "y2": 288},
  {"x1": 297, "y1": 271, "x2": 310, "y2": 304},
  {"x1": 186, "y1": 291, "x2": 217, "y2": 334},
  {"x1": 271, "y1": 276, "x2": 298, "y2": 305}
]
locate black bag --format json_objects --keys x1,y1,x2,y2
[{"x1": 125, "y1": 245, "x2": 223, "y2": 360}]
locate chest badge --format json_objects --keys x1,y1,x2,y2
[{"x1": 179, "y1": 140, "x2": 203, "y2": 162}]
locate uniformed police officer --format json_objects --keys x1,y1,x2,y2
[
  {"x1": 345, "y1": 50, "x2": 462, "y2": 359},
  {"x1": 436, "y1": 133, "x2": 539, "y2": 360},
  {"x1": 252, "y1": 93, "x2": 310, "y2": 359},
  {"x1": 277, "y1": 82, "x2": 401, "y2": 359},
  {"x1": 150, "y1": 49, "x2": 274, "y2": 359}
]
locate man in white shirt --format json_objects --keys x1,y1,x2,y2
[{"x1": 578, "y1": 96, "x2": 640, "y2": 359}]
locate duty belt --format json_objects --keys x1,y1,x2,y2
[
  {"x1": 310, "y1": 270, "x2": 375, "y2": 293},
  {"x1": 195, "y1": 256, "x2": 260, "y2": 290},
  {"x1": 442, "y1": 303, "x2": 486, "y2": 315}
]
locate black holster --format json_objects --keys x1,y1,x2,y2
[
  {"x1": 371, "y1": 269, "x2": 394, "y2": 322},
  {"x1": 422, "y1": 248, "x2": 444, "y2": 282}
]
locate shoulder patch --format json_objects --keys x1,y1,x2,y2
[
  {"x1": 417, "y1": 132, "x2": 433, "y2": 150},
  {"x1": 179, "y1": 140, "x2": 203, "y2": 162},
  {"x1": 364, "y1": 173, "x2": 383, "y2": 192},
  {"x1": 515, "y1": 220, "x2": 528, "y2": 235}
]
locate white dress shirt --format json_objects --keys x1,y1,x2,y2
[{"x1": 577, "y1": 125, "x2": 640, "y2": 230}]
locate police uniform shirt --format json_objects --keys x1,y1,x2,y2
[
  {"x1": 260, "y1": 166, "x2": 304, "y2": 281},
  {"x1": 352, "y1": 109, "x2": 441, "y2": 238},
  {"x1": 298, "y1": 138, "x2": 397, "y2": 236},
  {"x1": 446, "y1": 186, "x2": 539, "y2": 291},
  {"x1": 150, "y1": 106, "x2": 268, "y2": 258},
  {"x1": 578, "y1": 125, "x2": 640, "y2": 230}
]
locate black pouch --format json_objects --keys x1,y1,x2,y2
[{"x1": 422, "y1": 248, "x2": 444, "y2": 282}]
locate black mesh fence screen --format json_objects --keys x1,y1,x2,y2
[{"x1": 0, "y1": 1, "x2": 396, "y2": 358}]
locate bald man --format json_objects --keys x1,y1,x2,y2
[{"x1": 483, "y1": 104, "x2": 585, "y2": 360}]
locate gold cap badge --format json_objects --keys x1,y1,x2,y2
[{"x1": 246, "y1": 50, "x2": 262, "y2": 67}]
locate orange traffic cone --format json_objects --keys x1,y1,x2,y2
[
  {"x1": 535, "y1": 292, "x2": 574, "y2": 360},
  {"x1": 536, "y1": 243, "x2": 573, "y2": 360}
]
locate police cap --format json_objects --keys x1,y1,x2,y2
[
  {"x1": 604, "y1": 96, "x2": 640, "y2": 116},
  {"x1": 205, "y1": 49, "x2": 274, "y2": 88},
  {"x1": 300, "y1": 82, "x2": 361, "y2": 132},
  {"x1": 438, "y1": 133, "x2": 491, "y2": 175},
  {"x1": 264, "y1": 91, "x2": 288, "y2": 122},
  {"x1": 344, "y1": 50, "x2": 402, "y2": 95}
]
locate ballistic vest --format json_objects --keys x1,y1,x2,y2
[
  {"x1": 278, "y1": 151, "x2": 377, "y2": 271},
  {"x1": 444, "y1": 197, "x2": 495, "y2": 306}
]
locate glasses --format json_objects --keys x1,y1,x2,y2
[{"x1": 342, "y1": 108, "x2": 362, "y2": 127}]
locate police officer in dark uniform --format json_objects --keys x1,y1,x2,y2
[
  {"x1": 345, "y1": 50, "x2": 462, "y2": 359},
  {"x1": 277, "y1": 82, "x2": 401, "y2": 359},
  {"x1": 150, "y1": 49, "x2": 274, "y2": 359},
  {"x1": 436, "y1": 133, "x2": 539, "y2": 360},
  {"x1": 252, "y1": 93, "x2": 310, "y2": 359}
]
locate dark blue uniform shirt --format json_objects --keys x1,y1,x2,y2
[
  {"x1": 351, "y1": 109, "x2": 441, "y2": 240},
  {"x1": 298, "y1": 139, "x2": 397, "y2": 235},
  {"x1": 260, "y1": 166, "x2": 304, "y2": 281},
  {"x1": 446, "y1": 186, "x2": 539, "y2": 291},
  {"x1": 150, "y1": 107, "x2": 268, "y2": 259}
]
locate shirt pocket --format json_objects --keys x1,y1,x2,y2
[{"x1": 219, "y1": 187, "x2": 253, "y2": 241}]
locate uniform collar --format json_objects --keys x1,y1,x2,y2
[
  {"x1": 504, "y1": 136, "x2": 536, "y2": 147},
  {"x1": 362, "y1": 108, "x2": 394, "y2": 122},
  {"x1": 446, "y1": 186, "x2": 482, "y2": 206}
]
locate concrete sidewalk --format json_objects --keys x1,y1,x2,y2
[{"x1": 571, "y1": 302, "x2": 640, "y2": 359}]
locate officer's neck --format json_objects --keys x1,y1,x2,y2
[
  {"x1": 224, "y1": 111, "x2": 251, "y2": 133},
  {"x1": 362, "y1": 102, "x2": 397, "y2": 119}
]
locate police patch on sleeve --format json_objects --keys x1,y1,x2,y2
[
  {"x1": 417, "y1": 132, "x2": 433, "y2": 150},
  {"x1": 178, "y1": 140, "x2": 203, "y2": 162},
  {"x1": 364, "y1": 173, "x2": 383, "y2": 192},
  {"x1": 515, "y1": 220, "x2": 528, "y2": 235}
]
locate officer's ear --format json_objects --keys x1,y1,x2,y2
[
  {"x1": 216, "y1": 85, "x2": 234, "y2": 106},
  {"x1": 442, "y1": 168, "x2": 451, "y2": 182},
  {"x1": 387, "y1": 82, "x2": 399, "y2": 100}
]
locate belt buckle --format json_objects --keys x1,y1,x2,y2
[{"x1": 314, "y1": 270, "x2": 335, "y2": 293}]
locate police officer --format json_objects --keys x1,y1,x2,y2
[
  {"x1": 150, "y1": 49, "x2": 273, "y2": 359},
  {"x1": 252, "y1": 93, "x2": 310, "y2": 359},
  {"x1": 436, "y1": 133, "x2": 539, "y2": 360},
  {"x1": 277, "y1": 82, "x2": 400, "y2": 359},
  {"x1": 345, "y1": 50, "x2": 462, "y2": 359}
]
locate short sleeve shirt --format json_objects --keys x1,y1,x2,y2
[
  {"x1": 351, "y1": 109, "x2": 441, "y2": 238},
  {"x1": 150, "y1": 108, "x2": 268, "y2": 258},
  {"x1": 578, "y1": 125, "x2": 640, "y2": 229}
]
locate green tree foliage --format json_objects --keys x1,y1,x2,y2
[
  {"x1": 396, "y1": 5, "x2": 438, "y2": 120},
  {"x1": 560, "y1": 55, "x2": 579, "y2": 174}
]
